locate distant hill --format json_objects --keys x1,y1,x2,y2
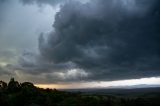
[
  {"x1": 1, "y1": 78, "x2": 160, "y2": 106},
  {"x1": 62, "y1": 87, "x2": 160, "y2": 97}
]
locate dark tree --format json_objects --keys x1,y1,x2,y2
[
  {"x1": 21, "y1": 82, "x2": 34, "y2": 88},
  {"x1": 0, "y1": 80, "x2": 7, "y2": 90},
  {"x1": 7, "y1": 78, "x2": 20, "y2": 93}
]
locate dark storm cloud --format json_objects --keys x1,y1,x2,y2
[
  {"x1": 10, "y1": 50, "x2": 76, "y2": 74},
  {"x1": 19, "y1": 0, "x2": 160, "y2": 81}
]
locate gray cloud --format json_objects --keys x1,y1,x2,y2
[
  {"x1": 14, "y1": 0, "x2": 160, "y2": 82},
  {"x1": 0, "y1": 65, "x2": 12, "y2": 75},
  {"x1": 19, "y1": 0, "x2": 64, "y2": 6},
  {"x1": 19, "y1": 0, "x2": 90, "y2": 7},
  {"x1": 0, "y1": 50, "x2": 16, "y2": 59},
  {"x1": 0, "y1": 0, "x2": 56, "y2": 81}
]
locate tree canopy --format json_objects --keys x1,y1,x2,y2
[{"x1": 0, "y1": 78, "x2": 160, "y2": 106}]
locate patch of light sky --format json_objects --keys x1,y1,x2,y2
[
  {"x1": 0, "y1": 0, "x2": 59, "y2": 65},
  {"x1": 35, "y1": 77, "x2": 160, "y2": 89}
]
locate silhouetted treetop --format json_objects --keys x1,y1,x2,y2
[
  {"x1": 0, "y1": 80, "x2": 7, "y2": 89},
  {"x1": 8, "y1": 78, "x2": 20, "y2": 92},
  {"x1": 0, "y1": 78, "x2": 160, "y2": 106}
]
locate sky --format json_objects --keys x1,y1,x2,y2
[{"x1": 0, "y1": 0, "x2": 160, "y2": 89}]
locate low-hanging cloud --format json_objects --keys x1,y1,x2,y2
[{"x1": 18, "y1": 0, "x2": 160, "y2": 82}]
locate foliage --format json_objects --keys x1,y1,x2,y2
[{"x1": 0, "y1": 78, "x2": 160, "y2": 106}]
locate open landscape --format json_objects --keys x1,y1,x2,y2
[
  {"x1": 1, "y1": 78, "x2": 160, "y2": 106},
  {"x1": 0, "y1": 0, "x2": 160, "y2": 105}
]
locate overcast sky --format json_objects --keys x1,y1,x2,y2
[{"x1": 0, "y1": 0, "x2": 160, "y2": 88}]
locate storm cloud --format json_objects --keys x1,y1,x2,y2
[
  {"x1": 3, "y1": 0, "x2": 160, "y2": 82},
  {"x1": 30, "y1": 0, "x2": 160, "y2": 81}
]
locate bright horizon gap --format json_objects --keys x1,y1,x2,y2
[{"x1": 35, "y1": 76, "x2": 160, "y2": 89}]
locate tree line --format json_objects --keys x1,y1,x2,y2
[{"x1": 0, "y1": 78, "x2": 160, "y2": 106}]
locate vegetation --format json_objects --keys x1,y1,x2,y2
[{"x1": 0, "y1": 78, "x2": 160, "y2": 106}]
